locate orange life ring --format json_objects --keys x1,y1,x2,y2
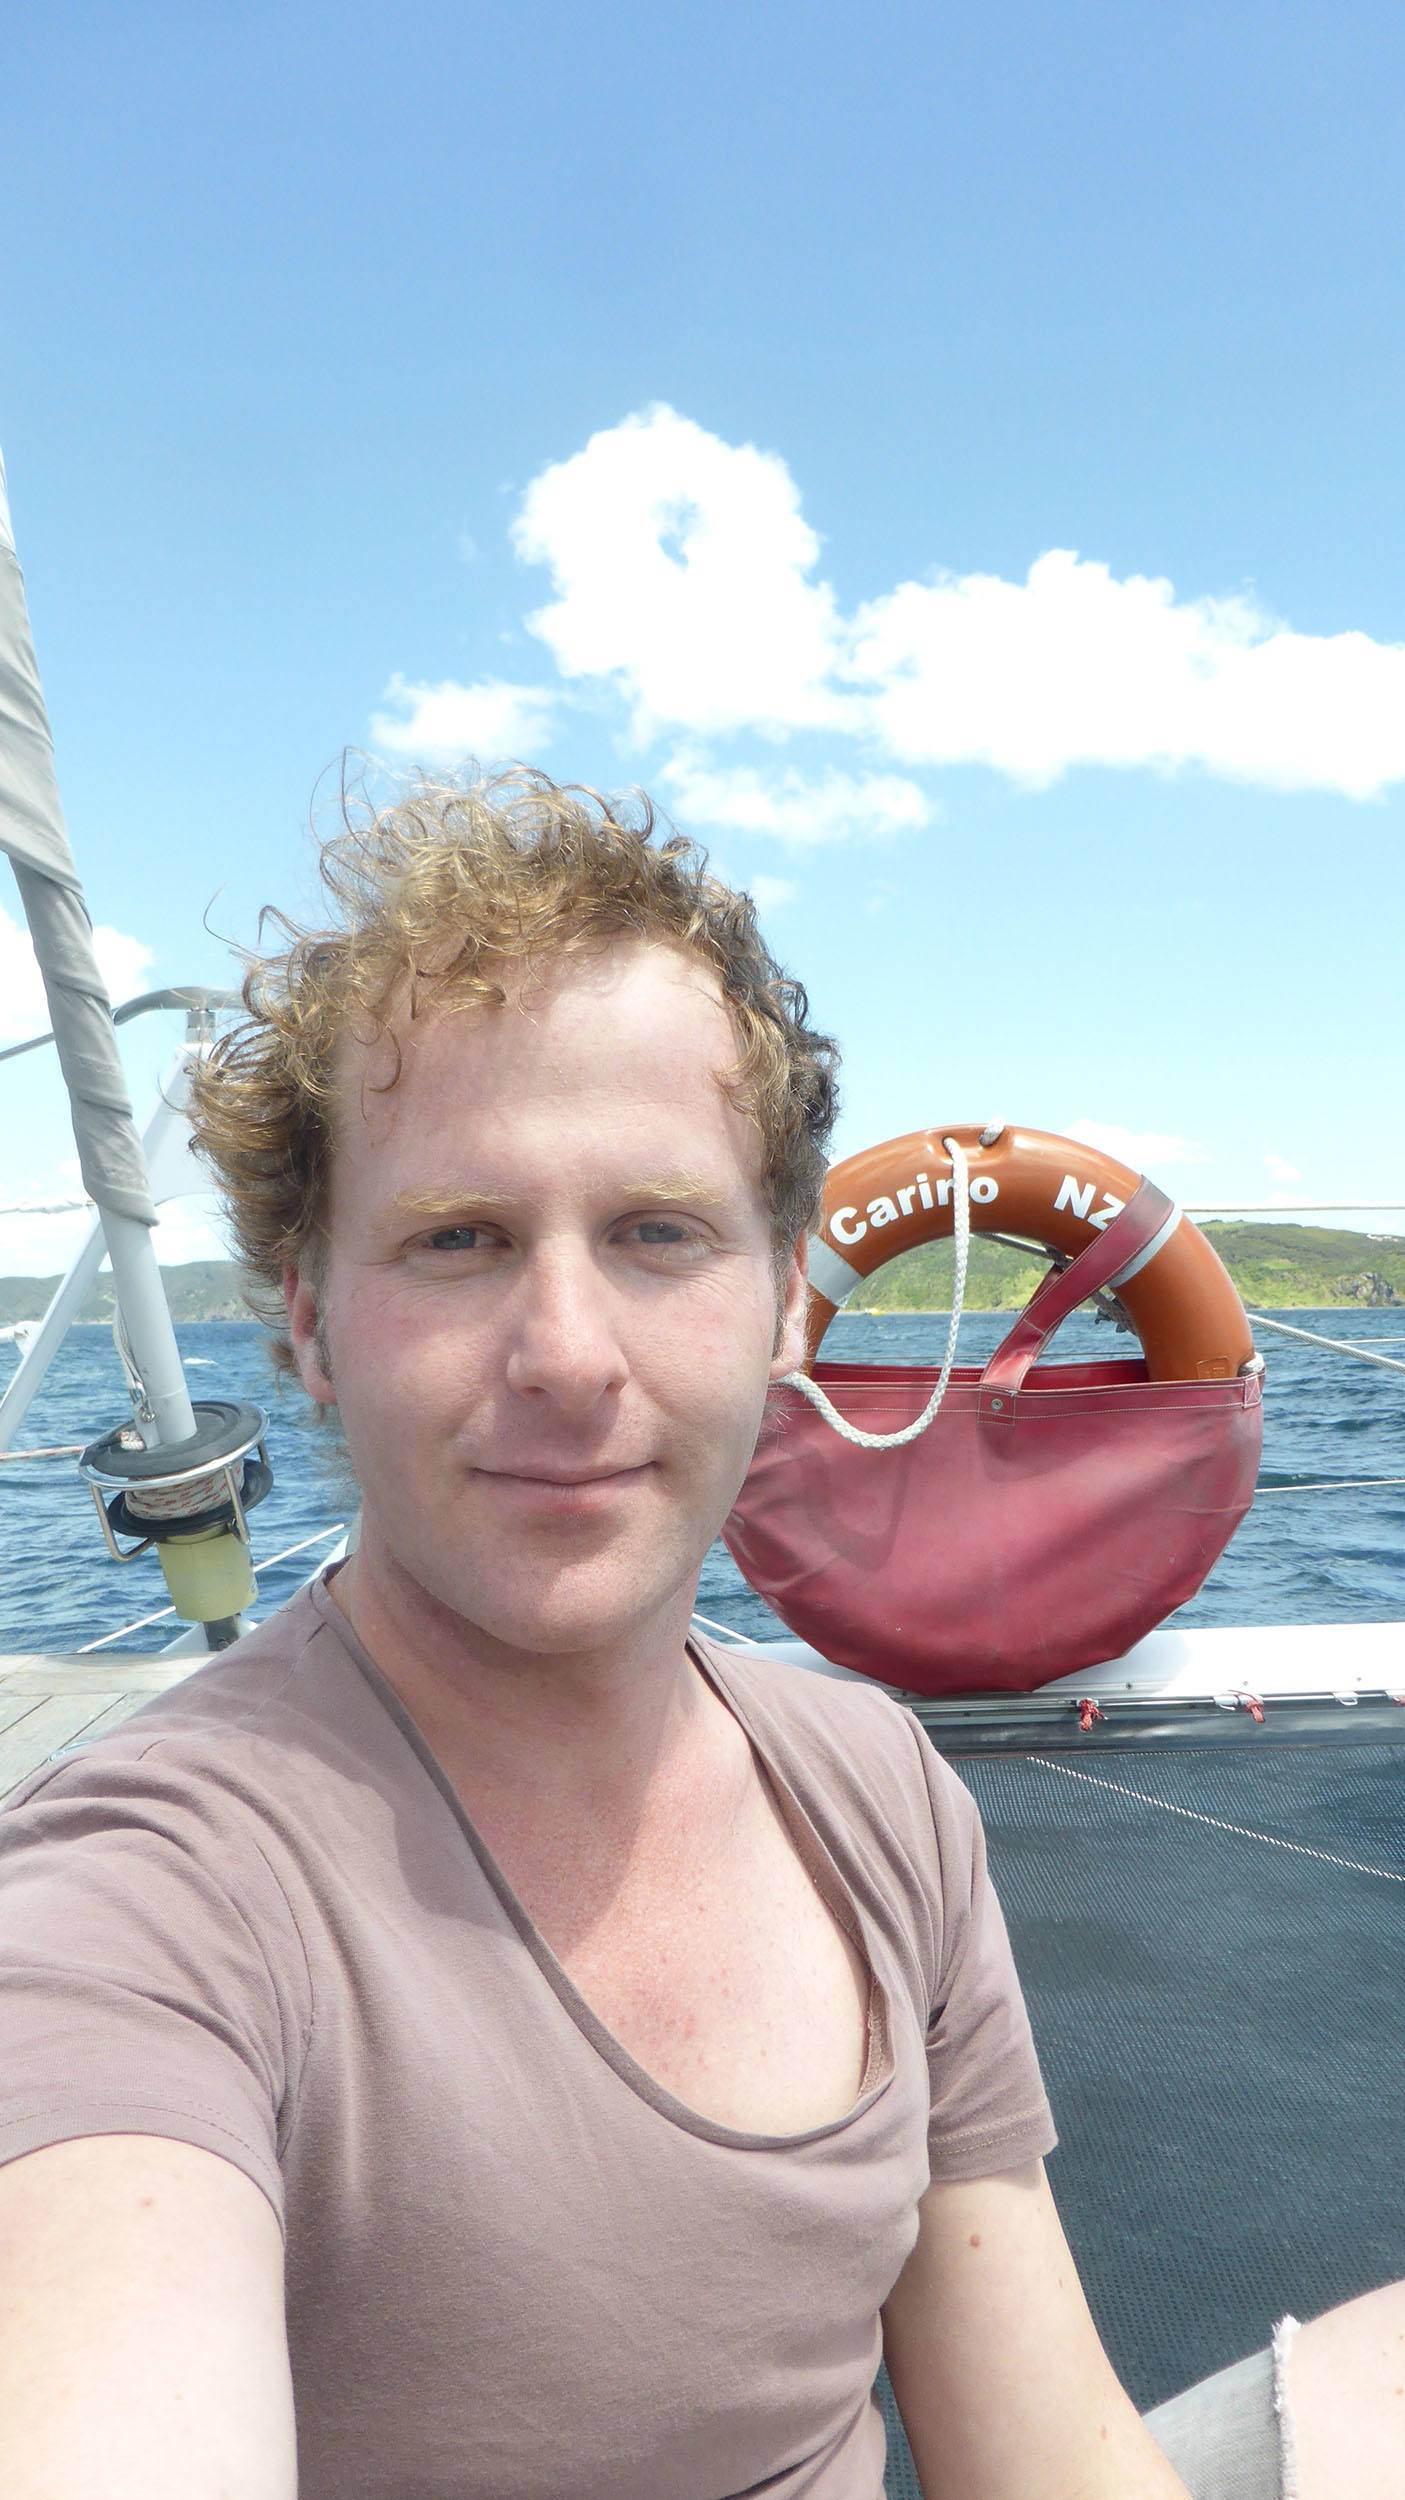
[{"x1": 803, "y1": 1123, "x2": 1254, "y2": 1383}]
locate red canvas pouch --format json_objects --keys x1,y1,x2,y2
[{"x1": 723, "y1": 1187, "x2": 1264, "y2": 1695}]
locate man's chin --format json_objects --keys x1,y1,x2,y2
[
  {"x1": 396, "y1": 1552, "x2": 697, "y2": 1664},
  {"x1": 348, "y1": 1495, "x2": 724, "y2": 1661}
]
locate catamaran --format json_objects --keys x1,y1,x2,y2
[{"x1": 2, "y1": 449, "x2": 1402, "y2": 2490}]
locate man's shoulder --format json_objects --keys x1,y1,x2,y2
[
  {"x1": 695, "y1": 1634, "x2": 955, "y2": 1826},
  {"x1": 699, "y1": 1635, "x2": 910, "y2": 1741},
  {"x1": 0, "y1": 1579, "x2": 368, "y2": 1823}
]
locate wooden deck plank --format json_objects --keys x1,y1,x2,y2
[
  {"x1": 0, "y1": 1690, "x2": 52, "y2": 1739},
  {"x1": 0, "y1": 1695, "x2": 138, "y2": 1795},
  {"x1": 0, "y1": 1657, "x2": 195, "y2": 1694},
  {"x1": 60, "y1": 1690, "x2": 168, "y2": 1744}
]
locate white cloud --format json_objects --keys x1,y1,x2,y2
[
  {"x1": 93, "y1": 925, "x2": 156, "y2": 1012},
  {"x1": 514, "y1": 405, "x2": 850, "y2": 740},
  {"x1": 1064, "y1": 1119, "x2": 1211, "y2": 1171},
  {"x1": 1264, "y1": 1150, "x2": 1303, "y2": 1183},
  {"x1": 371, "y1": 673, "x2": 557, "y2": 762},
  {"x1": 0, "y1": 903, "x2": 154, "y2": 1043},
  {"x1": 514, "y1": 410, "x2": 1405, "y2": 798},
  {"x1": 747, "y1": 874, "x2": 796, "y2": 915},
  {"x1": 661, "y1": 754, "x2": 933, "y2": 849},
  {"x1": 151, "y1": 1196, "x2": 236, "y2": 1266},
  {"x1": 846, "y1": 552, "x2": 1405, "y2": 795},
  {"x1": 0, "y1": 1193, "x2": 231, "y2": 1293},
  {"x1": 379, "y1": 404, "x2": 1405, "y2": 807},
  {"x1": 0, "y1": 1204, "x2": 91, "y2": 1279}
]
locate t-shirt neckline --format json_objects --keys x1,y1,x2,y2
[{"x1": 306, "y1": 1574, "x2": 896, "y2": 2152}]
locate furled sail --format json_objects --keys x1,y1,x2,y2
[
  {"x1": 0, "y1": 452, "x2": 158, "y2": 1227},
  {"x1": 0, "y1": 449, "x2": 194, "y2": 1445}
]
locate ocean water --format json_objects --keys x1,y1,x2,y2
[{"x1": 1, "y1": 1307, "x2": 1403, "y2": 1655}]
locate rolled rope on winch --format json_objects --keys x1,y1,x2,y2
[
  {"x1": 79, "y1": 1401, "x2": 273, "y2": 1623},
  {"x1": 80, "y1": 1402, "x2": 270, "y2": 1536},
  {"x1": 122, "y1": 1460, "x2": 251, "y2": 1523}
]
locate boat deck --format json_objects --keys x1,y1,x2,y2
[{"x1": 0, "y1": 1654, "x2": 190, "y2": 1797}]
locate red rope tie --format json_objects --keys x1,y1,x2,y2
[
  {"x1": 1077, "y1": 1698, "x2": 1104, "y2": 1733},
  {"x1": 1239, "y1": 1692, "x2": 1266, "y2": 1724}
]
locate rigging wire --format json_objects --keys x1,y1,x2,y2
[
  {"x1": 1185, "y1": 1203, "x2": 1405, "y2": 1214},
  {"x1": 0, "y1": 1198, "x2": 90, "y2": 1215},
  {"x1": 76, "y1": 1523, "x2": 348, "y2": 1652},
  {"x1": 1249, "y1": 1312, "x2": 1405, "y2": 1374},
  {"x1": 1254, "y1": 1478, "x2": 1405, "y2": 1494}
]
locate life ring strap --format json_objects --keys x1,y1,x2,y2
[{"x1": 980, "y1": 1182, "x2": 1177, "y2": 1403}]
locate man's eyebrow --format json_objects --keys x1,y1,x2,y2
[
  {"x1": 613, "y1": 1174, "x2": 734, "y2": 1208},
  {"x1": 385, "y1": 1175, "x2": 734, "y2": 1227},
  {"x1": 386, "y1": 1186, "x2": 516, "y2": 1226}
]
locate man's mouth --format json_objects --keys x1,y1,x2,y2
[{"x1": 480, "y1": 1462, "x2": 651, "y2": 1489}]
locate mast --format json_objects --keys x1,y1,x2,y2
[{"x1": 0, "y1": 449, "x2": 196, "y2": 1449}]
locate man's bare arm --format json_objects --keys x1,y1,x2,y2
[
  {"x1": 0, "y1": 2134, "x2": 296, "y2": 2500},
  {"x1": 882, "y1": 2159, "x2": 1191, "y2": 2500}
]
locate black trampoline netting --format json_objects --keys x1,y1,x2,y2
[{"x1": 879, "y1": 1724, "x2": 1405, "y2": 2493}]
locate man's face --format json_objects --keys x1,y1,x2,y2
[{"x1": 287, "y1": 941, "x2": 807, "y2": 1666}]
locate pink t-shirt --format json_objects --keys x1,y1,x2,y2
[{"x1": 0, "y1": 1577, "x2": 1054, "y2": 2498}]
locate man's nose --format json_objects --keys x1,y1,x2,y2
[{"x1": 503, "y1": 1244, "x2": 630, "y2": 1408}]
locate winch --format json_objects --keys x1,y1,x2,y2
[{"x1": 80, "y1": 1400, "x2": 272, "y2": 1645}]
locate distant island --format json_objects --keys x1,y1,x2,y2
[
  {"x1": 2, "y1": 1224, "x2": 1403, "y2": 1324},
  {"x1": 0, "y1": 1259, "x2": 259, "y2": 1328},
  {"x1": 840, "y1": 1222, "x2": 1405, "y2": 1313}
]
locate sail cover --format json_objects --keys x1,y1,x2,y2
[{"x1": 0, "y1": 451, "x2": 157, "y2": 1227}]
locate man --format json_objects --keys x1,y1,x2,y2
[{"x1": 0, "y1": 772, "x2": 1398, "y2": 2498}]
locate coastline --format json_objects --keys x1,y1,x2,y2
[
  {"x1": 841, "y1": 1302, "x2": 1402, "y2": 1319},
  {"x1": 4, "y1": 1299, "x2": 1401, "y2": 1328}
]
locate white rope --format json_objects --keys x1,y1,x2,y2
[
  {"x1": 126, "y1": 1465, "x2": 248, "y2": 1523},
  {"x1": 1249, "y1": 1311, "x2": 1405, "y2": 1374},
  {"x1": 781, "y1": 1135, "x2": 973, "y2": 1450},
  {"x1": 1033, "y1": 1757, "x2": 1405, "y2": 1886}
]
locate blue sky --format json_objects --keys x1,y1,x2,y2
[{"x1": 3, "y1": 0, "x2": 1403, "y2": 1274}]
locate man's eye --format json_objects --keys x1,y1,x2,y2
[
  {"x1": 424, "y1": 1225, "x2": 491, "y2": 1253},
  {"x1": 626, "y1": 1219, "x2": 702, "y2": 1248}
]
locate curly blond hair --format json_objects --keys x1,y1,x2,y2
[{"x1": 188, "y1": 767, "x2": 839, "y2": 1362}]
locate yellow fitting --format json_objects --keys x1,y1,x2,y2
[{"x1": 156, "y1": 1524, "x2": 257, "y2": 1623}]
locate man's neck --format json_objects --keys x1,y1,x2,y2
[{"x1": 326, "y1": 1542, "x2": 716, "y2": 1827}]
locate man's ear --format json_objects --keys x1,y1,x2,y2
[
  {"x1": 770, "y1": 1234, "x2": 810, "y2": 1380},
  {"x1": 285, "y1": 1263, "x2": 337, "y2": 1406}
]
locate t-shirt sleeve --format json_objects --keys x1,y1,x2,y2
[
  {"x1": 0, "y1": 1741, "x2": 312, "y2": 2225},
  {"x1": 901, "y1": 1712, "x2": 1058, "y2": 2182}
]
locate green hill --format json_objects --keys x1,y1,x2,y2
[
  {"x1": 837, "y1": 1222, "x2": 1405, "y2": 1313},
  {"x1": 1, "y1": 1225, "x2": 1402, "y2": 1328},
  {"x1": 0, "y1": 1259, "x2": 257, "y2": 1327}
]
